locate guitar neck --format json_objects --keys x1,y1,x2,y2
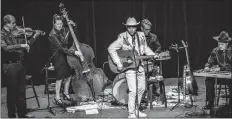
[
  {"x1": 183, "y1": 44, "x2": 194, "y2": 77},
  {"x1": 184, "y1": 48, "x2": 191, "y2": 67},
  {"x1": 65, "y1": 17, "x2": 83, "y2": 54},
  {"x1": 136, "y1": 55, "x2": 154, "y2": 60}
]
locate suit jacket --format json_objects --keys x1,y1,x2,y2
[
  {"x1": 146, "y1": 33, "x2": 161, "y2": 53},
  {"x1": 108, "y1": 31, "x2": 155, "y2": 66},
  {"x1": 48, "y1": 28, "x2": 75, "y2": 67}
]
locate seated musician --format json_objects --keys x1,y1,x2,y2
[
  {"x1": 140, "y1": 19, "x2": 163, "y2": 96},
  {"x1": 204, "y1": 31, "x2": 232, "y2": 110},
  {"x1": 108, "y1": 17, "x2": 159, "y2": 118}
]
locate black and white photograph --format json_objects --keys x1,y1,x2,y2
[{"x1": 1, "y1": 0, "x2": 232, "y2": 118}]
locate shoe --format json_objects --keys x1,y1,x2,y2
[
  {"x1": 62, "y1": 93, "x2": 75, "y2": 102},
  {"x1": 135, "y1": 111, "x2": 147, "y2": 117},
  {"x1": 204, "y1": 102, "x2": 214, "y2": 110},
  {"x1": 54, "y1": 98, "x2": 65, "y2": 107},
  {"x1": 21, "y1": 114, "x2": 35, "y2": 118},
  {"x1": 128, "y1": 113, "x2": 137, "y2": 118}
]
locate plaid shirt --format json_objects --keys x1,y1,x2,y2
[
  {"x1": 205, "y1": 46, "x2": 232, "y2": 71},
  {"x1": 1, "y1": 28, "x2": 36, "y2": 62}
]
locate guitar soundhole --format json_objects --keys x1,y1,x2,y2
[
  {"x1": 126, "y1": 57, "x2": 133, "y2": 63},
  {"x1": 122, "y1": 56, "x2": 133, "y2": 67}
]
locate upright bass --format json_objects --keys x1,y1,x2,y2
[{"x1": 59, "y1": 3, "x2": 94, "y2": 101}]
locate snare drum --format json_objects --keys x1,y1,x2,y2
[{"x1": 112, "y1": 73, "x2": 128, "y2": 105}]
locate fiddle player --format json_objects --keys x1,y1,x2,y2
[
  {"x1": 203, "y1": 31, "x2": 232, "y2": 110},
  {"x1": 48, "y1": 14, "x2": 81, "y2": 107},
  {"x1": 1, "y1": 14, "x2": 42, "y2": 118},
  {"x1": 108, "y1": 17, "x2": 159, "y2": 118},
  {"x1": 140, "y1": 19, "x2": 163, "y2": 98}
]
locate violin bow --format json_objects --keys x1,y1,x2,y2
[{"x1": 22, "y1": 16, "x2": 29, "y2": 52}]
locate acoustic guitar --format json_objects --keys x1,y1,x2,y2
[{"x1": 108, "y1": 50, "x2": 170, "y2": 73}]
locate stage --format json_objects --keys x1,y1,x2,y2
[{"x1": 1, "y1": 77, "x2": 231, "y2": 118}]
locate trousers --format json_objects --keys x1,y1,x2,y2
[
  {"x1": 4, "y1": 63, "x2": 27, "y2": 118},
  {"x1": 125, "y1": 66, "x2": 146, "y2": 114}
]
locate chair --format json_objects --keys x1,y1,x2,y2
[
  {"x1": 208, "y1": 78, "x2": 232, "y2": 117},
  {"x1": 204, "y1": 78, "x2": 231, "y2": 107},
  {"x1": 216, "y1": 84, "x2": 230, "y2": 107},
  {"x1": 43, "y1": 64, "x2": 58, "y2": 116},
  {"x1": 25, "y1": 75, "x2": 40, "y2": 108},
  {"x1": 44, "y1": 64, "x2": 56, "y2": 94}
]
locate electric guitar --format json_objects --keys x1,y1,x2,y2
[
  {"x1": 181, "y1": 40, "x2": 198, "y2": 95},
  {"x1": 108, "y1": 50, "x2": 170, "y2": 73}
]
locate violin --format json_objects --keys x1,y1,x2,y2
[{"x1": 11, "y1": 26, "x2": 46, "y2": 37}]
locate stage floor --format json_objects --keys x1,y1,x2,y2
[{"x1": 1, "y1": 77, "x2": 231, "y2": 118}]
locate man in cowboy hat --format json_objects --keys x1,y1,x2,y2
[
  {"x1": 203, "y1": 31, "x2": 232, "y2": 110},
  {"x1": 108, "y1": 17, "x2": 159, "y2": 118}
]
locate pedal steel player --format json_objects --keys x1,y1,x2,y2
[{"x1": 203, "y1": 31, "x2": 232, "y2": 110}]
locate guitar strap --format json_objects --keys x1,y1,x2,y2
[
  {"x1": 136, "y1": 32, "x2": 143, "y2": 66},
  {"x1": 136, "y1": 32, "x2": 142, "y2": 55}
]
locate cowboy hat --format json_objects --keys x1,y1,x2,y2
[
  {"x1": 122, "y1": 17, "x2": 140, "y2": 26},
  {"x1": 213, "y1": 31, "x2": 232, "y2": 43}
]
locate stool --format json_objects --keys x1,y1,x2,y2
[
  {"x1": 25, "y1": 75, "x2": 40, "y2": 108},
  {"x1": 147, "y1": 80, "x2": 167, "y2": 109}
]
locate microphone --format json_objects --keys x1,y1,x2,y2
[
  {"x1": 169, "y1": 44, "x2": 179, "y2": 52},
  {"x1": 169, "y1": 44, "x2": 177, "y2": 49},
  {"x1": 132, "y1": 35, "x2": 135, "y2": 46}
]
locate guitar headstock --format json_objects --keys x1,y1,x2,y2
[{"x1": 181, "y1": 40, "x2": 188, "y2": 47}]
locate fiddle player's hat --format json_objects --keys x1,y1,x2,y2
[
  {"x1": 213, "y1": 31, "x2": 232, "y2": 43},
  {"x1": 122, "y1": 17, "x2": 140, "y2": 26}
]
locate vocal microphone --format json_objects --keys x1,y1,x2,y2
[
  {"x1": 132, "y1": 35, "x2": 136, "y2": 46},
  {"x1": 169, "y1": 44, "x2": 179, "y2": 52}
]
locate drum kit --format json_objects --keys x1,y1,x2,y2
[
  {"x1": 71, "y1": 51, "x2": 171, "y2": 106},
  {"x1": 111, "y1": 55, "x2": 171, "y2": 105}
]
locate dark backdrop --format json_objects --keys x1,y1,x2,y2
[{"x1": 1, "y1": 0, "x2": 232, "y2": 85}]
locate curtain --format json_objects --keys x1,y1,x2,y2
[{"x1": 1, "y1": 0, "x2": 232, "y2": 84}]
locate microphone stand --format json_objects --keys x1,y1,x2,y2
[
  {"x1": 132, "y1": 36, "x2": 139, "y2": 118},
  {"x1": 170, "y1": 48, "x2": 181, "y2": 111},
  {"x1": 169, "y1": 44, "x2": 185, "y2": 111}
]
